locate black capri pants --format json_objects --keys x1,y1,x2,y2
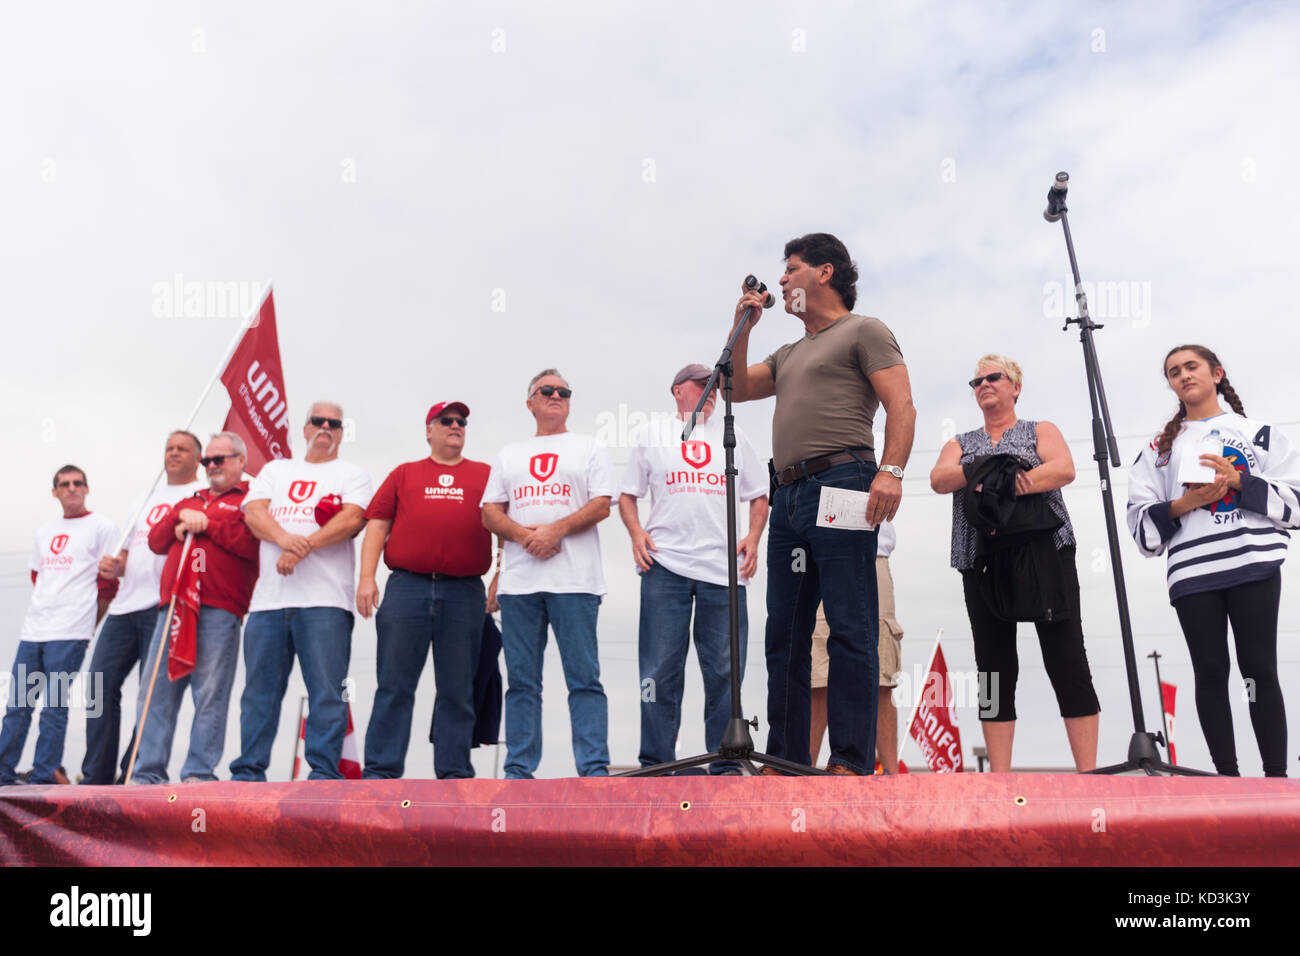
[{"x1": 960, "y1": 547, "x2": 1100, "y2": 722}]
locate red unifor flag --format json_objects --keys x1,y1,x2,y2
[
  {"x1": 220, "y1": 288, "x2": 292, "y2": 475},
  {"x1": 1161, "y1": 681, "x2": 1178, "y2": 765},
  {"x1": 297, "y1": 701, "x2": 363, "y2": 779},
  {"x1": 905, "y1": 639, "x2": 965, "y2": 773},
  {"x1": 167, "y1": 535, "x2": 202, "y2": 681}
]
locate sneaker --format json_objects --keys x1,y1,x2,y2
[
  {"x1": 181, "y1": 776, "x2": 206, "y2": 783},
  {"x1": 825, "y1": 763, "x2": 862, "y2": 776},
  {"x1": 757, "y1": 766, "x2": 784, "y2": 776}
]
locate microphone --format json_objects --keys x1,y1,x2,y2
[
  {"x1": 1043, "y1": 171, "x2": 1069, "y2": 222},
  {"x1": 744, "y1": 274, "x2": 776, "y2": 309}
]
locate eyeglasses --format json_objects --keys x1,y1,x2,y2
[
  {"x1": 437, "y1": 416, "x2": 468, "y2": 427},
  {"x1": 968, "y1": 372, "x2": 1007, "y2": 389},
  {"x1": 309, "y1": 417, "x2": 344, "y2": 430},
  {"x1": 56, "y1": 479, "x2": 87, "y2": 489},
  {"x1": 530, "y1": 385, "x2": 572, "y2": 399},
  {"x1": 201, "y1": 455, "x2": 239, "y2": 468}
]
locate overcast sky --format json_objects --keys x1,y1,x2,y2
[{"x1": 2, "y1": 0, "x2": 1297, "y2": 780}]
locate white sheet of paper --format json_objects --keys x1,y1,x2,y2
[
  {"x1": 815, "y1": 486, "x2": 875, "y2": 530},
  {"x1": 1177, "y1": 423, "x2": 1222, "y2": 485}
]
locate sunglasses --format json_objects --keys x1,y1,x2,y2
[
  {"x1": 531, "y1": 385, "x2": 572, "y2": 399},
  {"x1": 56, "y1": 479, "x2": 87, "y2": 489},
  {"x1": 201, "y1": 455, "x2": 239, "y2": 468},
  {"x1": 437, "y1": 416, "x2": 468, "y2": 427},
  {"x1": 968, "y1": 372, "x2": 1007, "y2": 389},
  {"x1": 309, "y1": 417, "x2": 344, "y2": 430}
]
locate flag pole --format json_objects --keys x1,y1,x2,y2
[
  {"x1": 124, "y1": 532, "x2": 194, "y2": 785},
  {"x1": 291, "y1": 695, "x2": 307, "y2": 781},
  {"x1": 108, "y1": 281, "x2": 273, "y2": 556},
  {"x1": 898, "y1": 627, "x2": 942, "y2": 767}
]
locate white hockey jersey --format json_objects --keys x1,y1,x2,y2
[{"x1": 1127, "y1": 412, "x2": 1300, "y2": 602}]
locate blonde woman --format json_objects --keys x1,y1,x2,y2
[{"x1": 930, "y1": 354, "x2": 1100, "y2": 772}]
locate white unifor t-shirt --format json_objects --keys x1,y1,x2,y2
[
  {"x1": 481, "y1": 432, "x2": 615, "y2": 596},
  {"x1": 108, "y1": 479, "x2": 207, "y2": 616},
  {"x1": 877, "y1": 519, "x2": 896, "y2": 559},
  {"x1": 22, "y1": 512, "x2": 120, "y2": 643},
  {"x1": 620, "y1": 415, "x2": 768, "y2": 588},
  {"x1": 244, "y1": 458, "x2": 374, "y2": 613}
]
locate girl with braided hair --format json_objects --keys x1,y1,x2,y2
[{"x1": 1127, "y1": 345, "x2": 1300, "y2": 776}]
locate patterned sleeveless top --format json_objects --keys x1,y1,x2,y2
[{"x1": 950, "y1": 418, "x2": 1076, "y2": 570}]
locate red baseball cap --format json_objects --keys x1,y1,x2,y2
[{"x1": 426, "y1": 401, "x2": 470, "y2": 425}]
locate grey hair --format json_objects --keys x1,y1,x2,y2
[
  {"x1": 527, "y1": 368, "x2": 568, "y2": 397},
  {"x1": 209, "y1": 431, "x2": 247, "y2": 457},
  {"x1": 305, "y1": 400, "x2": 344, "y2": 423}
]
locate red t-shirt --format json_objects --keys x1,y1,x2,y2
[{"x1": 365, "y1": 458, "x2": 492, "y2": 577}]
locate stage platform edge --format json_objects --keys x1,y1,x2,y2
[{"x1": 2, "y1": 773, "x2": 1297, "y2": 866}]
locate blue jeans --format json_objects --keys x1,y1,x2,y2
[
  {"x1": 497, "y1": 592, "x2": 609, "y2": 778},
  {"x1": 363, "y1": 570, "x2": 484, "y2": 779},
  {"x1": 638, "y1": 562, "x2": 747, "y2": 772},
  {"x1": 81, "y1": 606, "x2": 159, "y2": 785},
  {"x1": 765, "y1": 460, "x2": 879, "y2": 773},
  {"x1": 230, "y1": 607, "x2": 353, "y2": 781},
  {"x1": 0, "y1": 639, "x2": 88, "y2": 784},
  {"x1": 129, "y1": 606, "x2": 241, "y2": 784}
]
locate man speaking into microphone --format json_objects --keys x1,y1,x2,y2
[{"x1": 729, "y1": 233, "x2": 915, "y2": 775}]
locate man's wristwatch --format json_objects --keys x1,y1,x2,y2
[{"x1": 879, "y1": 465, "x2": 904, "y2": 479}]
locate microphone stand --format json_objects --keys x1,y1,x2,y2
[
  {"x1": 618, "y1": 283, "x2": 828, "y2": 776},
  {"x1": 1045, "y1": 175, "x2": 1212, "y2": 776}
]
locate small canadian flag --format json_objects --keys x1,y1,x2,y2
[{"x1": 293, "y1": 700, "x2": 362, "y2": 780}]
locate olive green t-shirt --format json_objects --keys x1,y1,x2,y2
[{"x1": 762, "y1": 313, "x2": 904, "y2": 471}]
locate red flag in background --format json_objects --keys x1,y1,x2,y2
[
  {"x1": 1160, "y1": 681, "x2": 1178, "y2": 765},
  {"x1": 905, "y1": 641, "x2": 965, "y2": 773},
  {"x1": 220, "y1": 289, "x2": 292, "y2": 475},
  {"x1": 295, "y1": 701, "x2": 362, "y2": 780},
  {"x1": 167, "y1": 534, "x2": 202, "y2": 681}
]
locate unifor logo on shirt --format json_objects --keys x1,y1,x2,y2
[
  {"x1": 681, "y1": 441, "x2": 712, "y2": 469},
  {"x1": 49, "y1": 534, "x2": 69, "y2": 554},
  {"x1": 529, "y1": 453, "x2": 558, "y2": 482},
  {"x1": 288, "y1": 480, "x2": 318, "y2": 503},
  {"x1": 424, "y1": 473, "x2": 465, "y2": 500},
  {"x1": 147, "y1": 504, "x2": 171, "y2": 526}
]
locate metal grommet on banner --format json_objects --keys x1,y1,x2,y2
[
  {"x1": 680, "y1": 801, "x2": 691, "y2": 811},
  {"x1": 401, "y1": 800, "x2": 411, "y2": 809},
  {"x1": 1013, "y1": 795, "x2": 1027, "y2": 806},
  {"x1": 167, "y1": 793, "x2": 177, "y2": 803}
]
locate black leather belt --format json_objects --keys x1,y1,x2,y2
[
  {"x1": 394, "y1": 567, "x2": 478, "y2": 581},
  {"x1": 772, "y1": 449, "x2": 875, "y2": 487}
]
